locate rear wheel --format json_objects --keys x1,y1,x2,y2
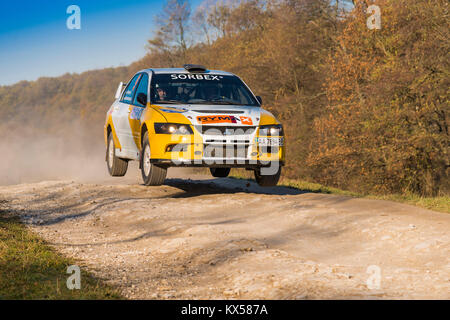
[
  {"x1": 106, "y1": 133, "x2": 128, "y2": 176},
  {"x1": 254, "y1": 165, "x2": 281, "y2": 187},
  {"x1": 140, "y1": 132, "x2": 167, "y2": 186},
  {"x1": 210, "y1": 167, "x2": 231, "y2": 178}
]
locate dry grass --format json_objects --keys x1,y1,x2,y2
[
  {"x1": 231, "y1": 170, "x2": 449, "y2": 213},
  {"x1": 0, "y1": 210, "x2": 122, "y2": 299}
]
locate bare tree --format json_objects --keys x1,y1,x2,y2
[
  {"x1": 193, "y1": 2, "x2": 213, "y2": 45},
  {"x1": 148, "y1": 0, "x2": 191, "y2": 58},
  {"x1": 205, "y1": 0, "x2": 232, "y2": 38}
]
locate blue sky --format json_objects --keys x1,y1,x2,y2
[{"x1": 0, "y1": 0, "x2": 202, "y2": 85}]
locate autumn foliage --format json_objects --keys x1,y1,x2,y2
[{"x1": 308, "y1": 0, "x2": 449, "y2": 196}]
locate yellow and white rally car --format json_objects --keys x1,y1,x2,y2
[{"x1": 104, "y1": 65, "x2": 285, "y2": 186}]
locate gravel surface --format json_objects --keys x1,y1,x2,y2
[{"x1": 1, "y1": 168, "x2": 449, "y2": 299}]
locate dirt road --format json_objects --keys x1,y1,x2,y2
[{"x1": 1, "y1": 165, "x2": 449, "y2": 299}]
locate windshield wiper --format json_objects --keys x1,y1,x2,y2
[{"x1": 206, "y1": 101, "x2": 241, "y2": 105}]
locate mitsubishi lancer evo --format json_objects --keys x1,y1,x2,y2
[{"x1": 104, "y1": 64, "x2": 285, "y2": 186}]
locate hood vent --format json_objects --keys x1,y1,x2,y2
[{"x1": 193, "y1": 110, "x2": 244, "y2": 114}]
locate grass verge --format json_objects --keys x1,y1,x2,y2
[
  {"x1": 230, "y1": 172, "x2": 450, "y2": 213},
  {"x1": 0, "y1": 208, "x2": 122, "y2": 299}
]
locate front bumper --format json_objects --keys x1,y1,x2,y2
[
  {"x1": 150, "y1": 158, "x2": 285, "y2": 168},
  {"x1": 147, "y1": 126, "x2": 285, "y2": 167}
]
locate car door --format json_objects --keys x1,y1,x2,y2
[
  {"x1": 129, "y1": 73, "x2": 149, "y2": 150},
  {"x1": 112, "y1": 73, "x2": 142, "y2": 159}
]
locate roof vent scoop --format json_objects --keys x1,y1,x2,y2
[{"x1": 183, "y1": 64, "x2": 207, "y2": 73}]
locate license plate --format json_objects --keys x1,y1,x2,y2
[{"x1": 256, "y1": 137, "x2": 283, "y2": 146}]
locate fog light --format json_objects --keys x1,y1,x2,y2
[{"x1": 166, "y1": 144, "x2": 189, "y2": 152}]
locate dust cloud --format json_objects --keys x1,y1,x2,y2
[{"x1": 0, "y1": 123, "x2": 109, "y2": 186}]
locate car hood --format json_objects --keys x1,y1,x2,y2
[{"x1": 152, "y1": 104, "x2": 263, "y2": 127}]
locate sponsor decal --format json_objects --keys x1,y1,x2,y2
[
  {"x1": 159, "y1": 108, "x2": 187, "y2": 114},
  {"x1": 131, "y1": 74, "x2": 142, "y2": 91},
  {"x1": 197, "y1": 115, "x2": 254, "y2": 125},
  {"x1": 240, "y1": 116, "x2": 253, "y2": 125},
  {"x1": 197, "y1": 115, "x2": 239, "y2": 124},
  {"x1": 171, "y1": 74, "x2": 222, "y2": 81},
  {"x1": 130, "y1": 107, "x2": 144, "y2": 120}
]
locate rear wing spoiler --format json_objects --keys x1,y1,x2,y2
[{"x1": 115, "y1": 82, "x2": 127, "y2": 99}]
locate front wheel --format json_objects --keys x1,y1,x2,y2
[
  {"x1": 254, "y1": 165, "x2": 281, "y2": 187},
  {"x1": 140, "y1": 132, "x2": 167, "y2": 186},
  {"x1": 210, "y1": 167, "x2": 231, "y2": 178},
  {"x1": 106, "y1": 133, "x2": 128, "y2": 176}
]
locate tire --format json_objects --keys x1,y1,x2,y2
[
  {"x1": 210, "y1": 167, "x2": 231, "y2": 178},
  {"x1": 254, "y1": 165, "x2": 282, "y2": 187},
  {"x1": 106, "y1": 133, "x2": 128, "y2": 177},
  {"x1": 140, "y1": 132, "x2": 167, "y2": 186}
]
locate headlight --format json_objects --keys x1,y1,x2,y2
[
  {"x1": 154, "y1": 123, "x2": 193, "y2": 134},
  {"x1": 259, "y1": 124, "x2": 284, "y2": 136}
]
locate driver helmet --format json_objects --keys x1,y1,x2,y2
[
  {"x1": 155, "y1": 83, "x2": 168, "y2": 96},
  {"x1": 155, "y1": 83, "x2": 166, "y2": 90}
]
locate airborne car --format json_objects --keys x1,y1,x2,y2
[{"x1": 104, "y1": 65, "x2": 285, "y2": 186}]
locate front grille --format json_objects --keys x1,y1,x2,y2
[
  {"x1": 195, "y1": 126, "x2": 256, "y2": 136},
  {"x1": 204, "y1": 144, "x2": 249, "y2": 158},
  {"x1": 205, "y1": 139, "x2": 250, "y2": 143}
]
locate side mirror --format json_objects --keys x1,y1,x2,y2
[
  {"x1": 137, "y1": 92, "x2": 147, "y2": 106},
  {"x1": 256, "y1": 96, "x2": 263, "y2": 105}
]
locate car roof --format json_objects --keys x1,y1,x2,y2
[{"x1": 138, "y1": 68, "x2": 235, "y2": 76}]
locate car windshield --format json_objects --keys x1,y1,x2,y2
[{"x1": 150, "y1": 73, "x2": 259, "y2": 106}]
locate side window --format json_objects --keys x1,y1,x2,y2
[
  {"x1": 121, "y1": 74, "x2": 142, "y2": 103},
  {"x1": 133, "y1": 73, "x2": 149, "y2": 107}
]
